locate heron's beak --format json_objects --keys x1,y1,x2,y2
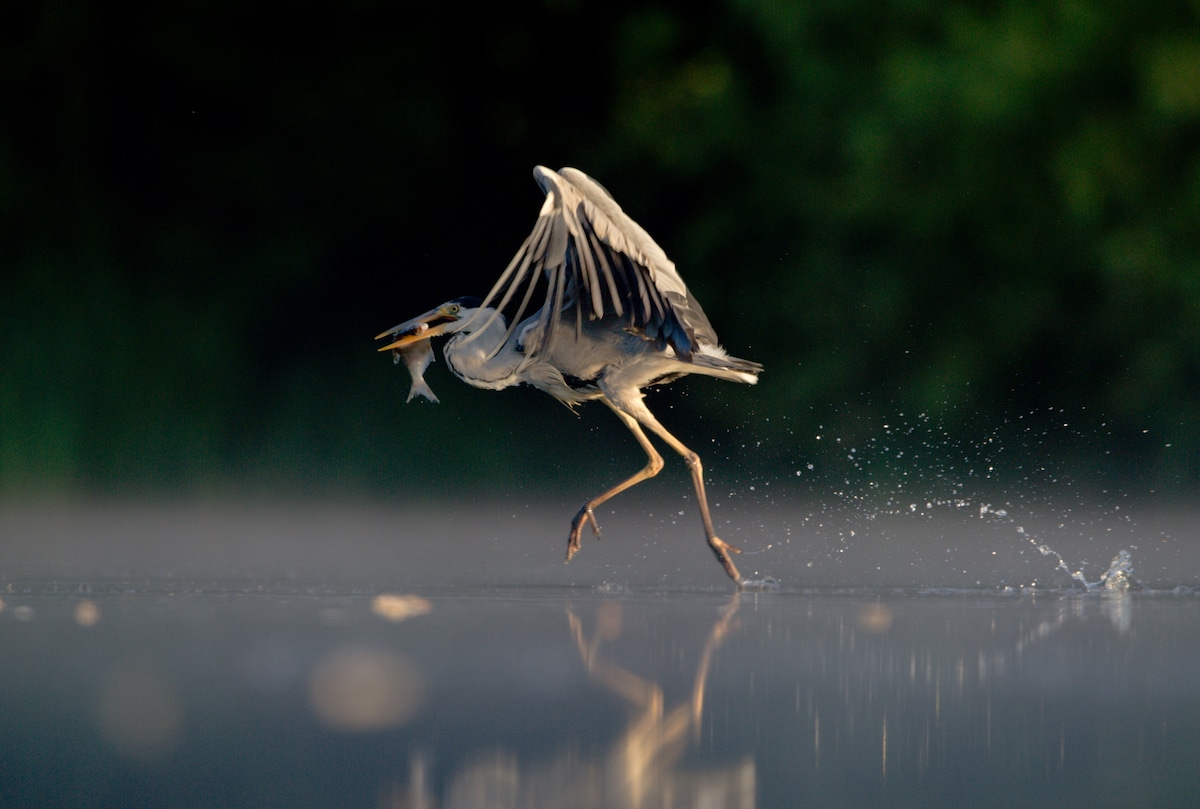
[{"x1": 375, "y1": 306, "x2": 456, "y2": 351}]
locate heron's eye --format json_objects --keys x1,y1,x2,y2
[{"x1": 447, "y1": 304, "x2": 460, "y2": 316}]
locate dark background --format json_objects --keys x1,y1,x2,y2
[{"x1": 3, "y1": 0, "x2": 1198, "y2": 500}]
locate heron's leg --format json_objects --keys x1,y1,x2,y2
[
  {"x1": 625, "y1": 400, "x2": 743, "y2": 584},
  {"x1": 566, "y1": 401, "x2": 664, "y2": 563}
]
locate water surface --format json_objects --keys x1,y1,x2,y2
[{"x1": 2, "y1": 501, "x2": 1198, "y2": 808}]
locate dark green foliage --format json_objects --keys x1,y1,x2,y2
[{"x1": 2, "y1": 0, "x2": 1197, "y2": 494}]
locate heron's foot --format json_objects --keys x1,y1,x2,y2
[
  {"x1": 707, "y1": 535, "x2": 743, "y2": 584},
  {"x1": 566, "y1": 506, "x2": 602, "y2": 563}
]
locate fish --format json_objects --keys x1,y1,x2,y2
[{"x1": 393, "y1": 327, "x2": 439, "y2": 403}]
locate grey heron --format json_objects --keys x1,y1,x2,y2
[{"x1": 376, "y1": 166, "x2": 762, "y2": 584}]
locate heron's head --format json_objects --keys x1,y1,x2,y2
[{"x1": 375, "y1": 296, "x2": 484, "y2": 351}]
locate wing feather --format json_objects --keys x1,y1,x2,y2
[
  {"x1": 473, "y1": 165, "x2": 721, "y2": 362},
  {"x1": 572, "y1": 225, "x2": 604, "y2": 318},
  {"x1": 465, "y1": 203, "x2": 557, "y2": 350}
]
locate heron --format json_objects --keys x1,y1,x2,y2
[{"x1": 376, "y1": 166, "x2": 762, "y2": 584}]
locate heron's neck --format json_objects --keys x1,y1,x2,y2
[{"x1": 443, "y1": 316, "x2": 525, "y2": 391}]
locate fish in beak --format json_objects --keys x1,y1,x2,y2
[
  {"x1": 375, "y1": 303, "x2": 462, "y2": 404},
  {"x1": 375, "y1": 304, "x2": 459, "y2": 352}
]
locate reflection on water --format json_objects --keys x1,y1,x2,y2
[
  {"x1": 1, "y1": 582, "x2": 1199, "y2": 809},
  {"x1": 391, "y1": 596, "x2": 753, "y2": 808},
  {"x1": 373, "y1": 589, "x2": 1198, "y2": 808},
  {"x1": 565, "y1": 597, "x2": 749, "y2": 806},
  {"x1": 788, "y1": 592, "x2": 1199, "y2": 808}
]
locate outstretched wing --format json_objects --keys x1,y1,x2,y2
[{"x1": 466, "y1": 166, "x2": 718, "y2": 361}]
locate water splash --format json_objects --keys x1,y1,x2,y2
[
  {"x1": 1097, "y1": 549, "x2": 1139, "y2": 592},
  {"x1": 1016, "y1": 526, "x2": 1089, "y2": 589},
  {"x1": 752, "y1": 407, "x2": 1155, "y2": 590},
  {"x1": 1004, "y1": 510, "x2": 1139, "y2": 591}
]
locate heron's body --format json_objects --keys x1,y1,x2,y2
[
  {"x1": 441, "y1": 309, "x2": 758, "y2": 408},
  {"x1": 377, "y1": 166, "x2": 762, "y2": 585}
]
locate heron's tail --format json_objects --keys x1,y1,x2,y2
[{"x1": 690, "y1": 348, "x2": 762, "y2": 385}]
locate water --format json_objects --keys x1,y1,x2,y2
[{"x1": 2, "y1": 500, "x2": 1199, "y2": 808}]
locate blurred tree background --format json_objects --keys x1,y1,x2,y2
[{"x1": 2, "y1": 0, "x2": 1197, "y2": 500}]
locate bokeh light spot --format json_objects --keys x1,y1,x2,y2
[{"x1": 309, "y1": 648, "x2": 424, "y2": 732}]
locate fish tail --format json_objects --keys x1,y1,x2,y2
[{"x1": 406, "y1": 381, "x2": 440, "y2": 404}]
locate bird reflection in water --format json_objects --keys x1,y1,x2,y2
[{"x1": 385, "y1": 595, "x2": 753, "y2": 809}]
